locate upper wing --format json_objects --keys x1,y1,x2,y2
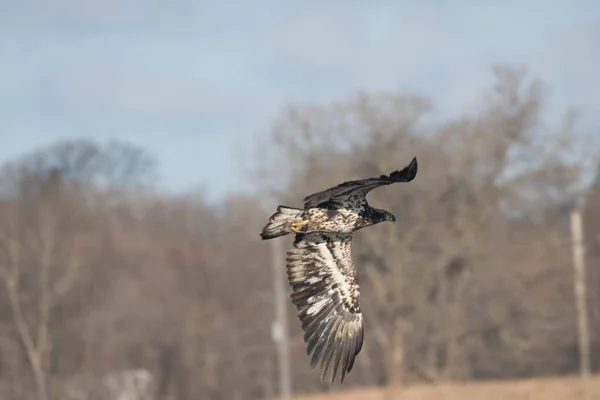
[
  {"x1": 286, "y1": 232, "x2": 363, "y2": 384},
  {"x1": 302, "y1": 156, "x2": 418, "y2": 209}
]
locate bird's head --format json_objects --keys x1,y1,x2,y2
[{"x1": 373, "y1": 208, "x2": 396, "y2": 224}]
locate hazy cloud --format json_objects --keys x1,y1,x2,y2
[{"x1": 1, "y1": 1, "x2": 599, "y2": 199}]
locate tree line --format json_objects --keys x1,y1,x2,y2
[{"x1": 0, "y1": 66, "x2": 598, "y2": 399}]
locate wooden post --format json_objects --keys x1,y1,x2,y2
[
  {"x1": 272, "y1": 238, "x2": 292, "y2": 399},
  {"x1": 570, "y1": 208, "x2": 591, "y2": 391}
]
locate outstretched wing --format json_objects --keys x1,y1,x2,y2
[
  {"x1": 286, "y1": 233, "x2": 363, "y2": 384},
  {"x1": 302, "y1": 156, "x2": 418, "y2": 209}
]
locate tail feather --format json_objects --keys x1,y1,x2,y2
[{"x1": 260, "y1": 205, "x2": 303, "y2": 240}]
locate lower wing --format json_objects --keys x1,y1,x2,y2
[{"x1": 286, "y1": 232, "x2": 364, "y2": 384}]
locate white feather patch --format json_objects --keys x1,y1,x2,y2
[{"x1": 306, "y1": 297, "x2": 329, "y2": 315}]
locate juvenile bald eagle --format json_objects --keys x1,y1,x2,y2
[{"x1": 260, "y1": 157, "x2": 418, "y2": 383}]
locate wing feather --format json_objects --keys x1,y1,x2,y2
[
  {"x1": 302, "y1": 156, "x2": 418, "y2": 209},
  {"x1": 286, "y1": 233, "x2": 363, "y2": 384}
]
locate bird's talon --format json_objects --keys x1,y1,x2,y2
[{"x1": 291, "y1": 220, "x2": 309, "y2": 233}]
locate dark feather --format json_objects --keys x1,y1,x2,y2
[{"x1": 302, "y1": 157, "x2": 418, "y2": 209}]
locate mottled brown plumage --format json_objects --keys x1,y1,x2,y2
[{"x1": 260, "y1": 157, "x2": 418, "y2": 383}]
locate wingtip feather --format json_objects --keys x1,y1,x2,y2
[{"x1": 389, "y1": 156, "x2": 418, "y2": 182}]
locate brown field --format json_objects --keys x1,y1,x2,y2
[{"x1": 291, "y1": 375, "x2": 600, "y2": 400}]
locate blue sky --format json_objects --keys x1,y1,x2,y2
[{"x1": 1, "y1": 1, "x2": 599, "y2": 200}]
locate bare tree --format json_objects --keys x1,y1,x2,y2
[
  {"x1": 0, "y1": 140, "x2": 157, "y2": 400},
  {"x1": 0, "y1": 66, "x2": 596, "y2": 400},
  {"x1": 0, "y1": 169, "x2": 88, "y2": 400}
]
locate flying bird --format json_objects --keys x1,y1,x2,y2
[{"x1": 260, "y1": 157, "x2": 418, "y2": 384}]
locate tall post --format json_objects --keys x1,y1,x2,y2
[
  {"x1": 570, "y1": 208, "x2": 591, "y2": 380},
  {"x1": 272, "y1": 238, "x2": 292, "y2": 399}
]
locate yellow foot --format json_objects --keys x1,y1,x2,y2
[{"x1": 291, "y1": 220, "x2": 309, "y2": 233}]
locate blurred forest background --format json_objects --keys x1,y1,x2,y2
[{"x1": 0, "y1": 66, "x2": 599, "y2": 400}]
